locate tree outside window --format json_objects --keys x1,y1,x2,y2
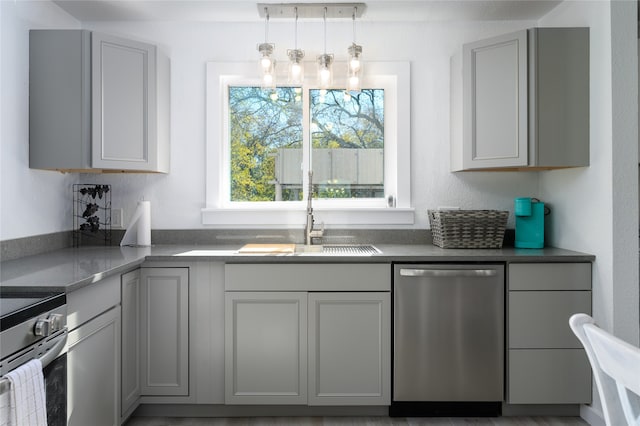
[{"x1": 229, "y1": 86, "x2": 384, "y2": 202}]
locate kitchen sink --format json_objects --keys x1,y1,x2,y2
[
  {"x1": 295, "y1": 244, "x2": 381, "y2": 256},
  {"x1": 176, "y1": 244, "x2": 382, "y2": 257}
]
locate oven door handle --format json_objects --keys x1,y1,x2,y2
[
  {"x1": 0, "y1": 329, "x2": 68, "y2": 394},
  {"x1": 39, "y1": 329, "x2": 67, "y2": 369}
]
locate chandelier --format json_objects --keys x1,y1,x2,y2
[{"x1": 256, "y1": 3, "x2": 366, "y2": 90}]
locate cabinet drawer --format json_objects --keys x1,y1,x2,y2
[
  {"x1": 225, "y1": 264, "x2": 390, "y2": 291},
  {"x1": 509, "y1": 291, "x2": 591, "y2": 348},
  {"x1": 507, "y1": 349, "x2": 591, "y2": 404},
  {"x1": 67, "y1": 274, "x2": 120, "y2": 331},
  {"x1": 508, "y1": 263, "x2": 591, "y2": 291}
]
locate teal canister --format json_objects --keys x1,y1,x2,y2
[{"x1": 514, "y1": 197, "x2": 545, "y2": 248}]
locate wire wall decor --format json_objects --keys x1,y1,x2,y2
[{"x1": 73, "y1": 184, "x2": 112, "y2": 246}]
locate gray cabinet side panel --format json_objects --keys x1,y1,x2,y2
[
  {"x1": 531, "y1": 28, "x2": 589, "y2": 167},
  {"x1": 29, "y1": 30, "x2": 91, "y2": 169},
  {"x1": 155, "y1": 50, "x2": 171, "y2": 173},
  {"x1": 121, "y1": 269, "x2": 141, "y2": 417}
]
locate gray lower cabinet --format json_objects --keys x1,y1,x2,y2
[
  {"x1": 121, "y1": 269, "x2": 141, "y2": 419},
  {"x1": 308, "y1": 292, "x2": 390, "y2": 406},
  {"x1": 451, "y1": 27, "x2": 589, "y2": 171},
  {"x1": 120, "y1": 266, "x2": 191, "y2": 414},
  {"x1": 506, "y1": 262, "x2": 592, "y2": 404},
  {"x1": 29, "y1": 30, "x2": 169, "y2": 173},
  {"x1": 140, "y1": 267, "x2": 189, "y2": 396},
  {"x1": 225, "y1": 292, "x2": 308, "y2": 405},
  {"x1": 224, "y1": 263, "x2": 391, "y2": 406},
  {"x1": 66, "y1": 275, "x2": 121, "y2": 426}
]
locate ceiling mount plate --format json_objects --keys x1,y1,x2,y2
[{"x1": 257, "y1": 3, "x2": 366, "y2": 19}]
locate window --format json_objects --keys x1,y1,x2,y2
[
  {"x1": 204, "y1": 62, "x2": 412, "y2": 226},
  {"x1": 228, "y1": 86, "x2": 385, "y2": 203},
  {"x1": 310, "y1": 89, "x2": 385, "y2": 200},
  {"x1": 228, "y1": 86, "x2": 303, "y2": 202}
]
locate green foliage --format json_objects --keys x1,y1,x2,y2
[{"x1": 229, "y1": 87, "x2": 302, "y2": 201}]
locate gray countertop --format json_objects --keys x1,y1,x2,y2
[{"x1": 0, "y1": 244, "x2": 595, "y2": 293}]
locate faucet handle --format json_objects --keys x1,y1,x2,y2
[{"x1": 309, "y1": 222, "x2": 324, "y2": 240}]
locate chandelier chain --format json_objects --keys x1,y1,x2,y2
[
  {"x1": 323, "y1": 7, "x2": 327, "y2": 54},
  {"x1": 264, "y1": 7, "x2": 269, "y2": 43},
  {"x1": 294, "y1": 7, "x2": 298, "y2": 50},
  {"x1": 352, "y1": 7, "x2": 357, "y2": 43}
]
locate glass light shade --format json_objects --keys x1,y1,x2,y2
[
  {"x1": 317, "y1": 53, "x2": 334, "y2": 89},
  {"x1": 346, "y1": 43, "x2": 363, "y2": 93},
  {"x1": 287, "y1": 49, "x2": 305, "y2": 86},
  {"x1": 261, "y1": 56, "x2": 273, "y2": 71},
  {"x1": 350, "y1": 56, "x2": 361, "y2": 72},
  {"x1": 347, "y1": 75, "x2": 360, "y2": 93},
  {"x1": 258, "y1": 42, "x2": 276, "y2": 89},
  {"x1": 262, "y1": 70, "x2": 275, "y2": 89}
]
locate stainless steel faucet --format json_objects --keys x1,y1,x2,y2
[{"x1": 305, "y1": 171, "x2": 324, "y2": 245}]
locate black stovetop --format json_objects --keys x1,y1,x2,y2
[{"x1": 0, "y1": 291, "x2": 66, "y2": 331}]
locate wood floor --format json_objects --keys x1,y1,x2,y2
[{"x1": 124, "y1": 416, "x2": 589, "y2": 426}]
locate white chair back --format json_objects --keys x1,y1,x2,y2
[{"x1": 569, "y1": 313, "x2": 640, "y2": 426}]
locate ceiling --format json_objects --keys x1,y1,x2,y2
[{"x1": 50, "y1": 0, "x2": 564, "y2": 22}]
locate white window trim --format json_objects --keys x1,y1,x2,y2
[{"x1": 203, "y1": 61, "x2": 413, "y2": 227}]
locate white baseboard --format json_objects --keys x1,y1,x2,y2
[{"x1": 581, "y1": 404, "x2": 605, "y2": 426}]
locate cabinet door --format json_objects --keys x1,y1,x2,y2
[
  {"x1": 308, "y1": 293, "x2": 390, "y2": 406},
  {"x1": 121, "y1": 269, "x2": 141, "y2": 417},
  {"x1": 92, "y1": 32, "x2": 157, "y2": 171},
  {"x1": 225, "y1": 292, "x2": 307, "y2": 405},
  {"x1": 140, "y1": 268, "x2": 189, "y2": 396},
  {"x1": 463, "y1": 30, "x2": 528, "y2": 169},
  {"x1": 29, "y1": 30, "x2": 92, "y2": 170},
  {"x1": 67, "y1": 306, "x2": 121, "y2": 426}
]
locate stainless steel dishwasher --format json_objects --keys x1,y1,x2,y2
[{"x1": 391, "y1": 264, "x2": 504, "y2": 417}]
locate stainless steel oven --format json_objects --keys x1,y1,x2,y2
[{"x1": 1, "y1": 292, "x2": 67, "y2": 426}]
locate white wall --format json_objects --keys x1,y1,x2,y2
[
  {"x1": 1, "y1": 2, "x2": 543, "y2": 238},
  {"x1": 4, "y1": 0, "x2": 621, "y2": 266},
  {"x1": 538, "y1": 0, "x2": 639, "y2": 341},
  {"x1": 0, "y1": 1, "x2": 80, "y2": 241},
  {"x1": 75, "y1": 18, "x2": 540, "y2": 231},
  {"x1": 538, "y1": 0, "x2": 639, "y2": 422}
]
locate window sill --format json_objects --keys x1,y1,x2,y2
[{"x1": 201, "y1": 207, "x2": 415, "y2": 227}]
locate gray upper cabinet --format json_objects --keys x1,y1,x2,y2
[
  {"x1": 451, "y1": 27, "x2": 589, "y2": 171},
  {"x1": 29, "y1": 30, "x2": 169, "y2": 173}
]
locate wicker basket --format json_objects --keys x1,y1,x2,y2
[{"x1": 428, "y1": 210, "x2": 508, "y2": 249}]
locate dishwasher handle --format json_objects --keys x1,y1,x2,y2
[{"x1": 399, "y1": 268, "x2": 498, "y2": 278}]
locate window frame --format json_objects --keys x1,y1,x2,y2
[{"x1": 203, "y1": 61, "x2": 413, "y2": 226}]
